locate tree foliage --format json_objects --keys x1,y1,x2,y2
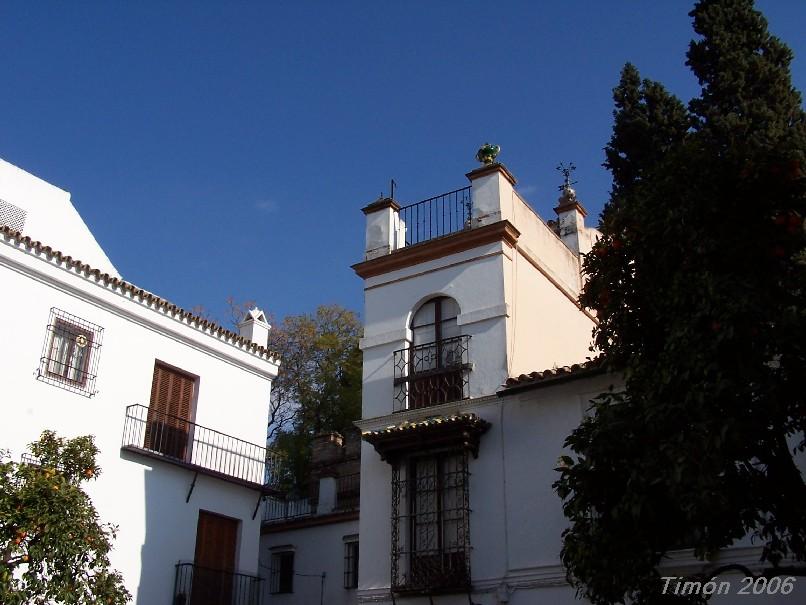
[
  {"x1": 555, "y1": 1, "x2": 806, "y2": 603},
  {"x1": 1, "y1": 432, "x2": 130, "y2": 605},
  {"x1": 266, "y1": 304, "x2": 362, "y2": 490}
]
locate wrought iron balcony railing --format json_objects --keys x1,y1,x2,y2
[
  {"x1": 335, "y1": 472, "x2": 360, "y2": 511},
  {"x1": 398, "y1": 186, "x2": 471, "y2": 247},
  {"x1": 263, "y1": 495, "x2": 314, "y2": 523},
  {"x1": 121, "y1": 404, "x2": 284, "y2": 490},
  {"x1": 393, "y1": 335, "x2": 471, "y2": 412},
  {"x1": 173, "y1": 563, "x2": 262, "y2": 605}
]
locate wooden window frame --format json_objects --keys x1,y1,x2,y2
[
  {"x1": 37, "y1": 308, "x2": 104, "y2": 397},
  {"x1": 343, "y1": 540, "x2": 359, "y2": 589},
  {"x1": 46, "y1": 318, "x2": 93, "y2": 387}
]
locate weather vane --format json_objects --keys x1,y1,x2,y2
[{"x1": 556, "y1": 162, "x2": 577, "y2": 192}]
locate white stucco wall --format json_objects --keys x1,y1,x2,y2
[
  {"x1": 357, "y1": 374, "x2": 806, "y2": 604},
  {"x1": 359, "y1": 169, "x2": 597, "y2": 423},
  {"x1": 260, "y1": 518, "x2": 359, "y2": 605},
  {"x1": 354, "y1": 376, "x2": 609, "y2": 604},
  {"x1": 0, "y1": 158, "x2": 118, "y2": 276},
  {"x1": 360, "y1": 241, "x2": 512, "y2": 420},
  {"x1": 506, "y1": 247, "x2": 596, "y2": 377},
  {"x1": 0, "y1": 174, "x2": 278, "y2": 603}
]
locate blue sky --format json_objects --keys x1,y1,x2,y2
[{"x1": 2, "y1": 1, "x2": 805, "y2": 324}]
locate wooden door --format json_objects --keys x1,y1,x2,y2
[
  {"x1": 145, "y1": 363, "x2": 194, "y2": 460},
  {"x1": 192, "y1": 511, "x2": 238, "y2": 605}
]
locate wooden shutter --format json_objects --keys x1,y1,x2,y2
[
  {"x1": 149, "y1": 362, "x2": 194, "y2": 421},
  {"x1": 145, "y1": 363, "x2": 195, "y2": 459}
]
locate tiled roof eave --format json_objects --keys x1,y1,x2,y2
[
  {"x1": 499, "y1": 357, "x2": 607, "y2": 395},
  {"x1": 0, "y1": 225, "x2": 281, "y2": 364},
  {"x1": 362, "y1": 412, "x2": 490, "y2": 462}
]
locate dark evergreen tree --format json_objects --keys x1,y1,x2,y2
[{"x1": 556, "y1": 1, "x2": 806, "y2": 603}]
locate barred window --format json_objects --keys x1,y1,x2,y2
[
  {"x1": 343, "y1": 539, "x2": 359, "y2": 589},
  {"x1": 391, "y1": 451, "x2": 471, "y2": 594},
  {"x1": 37, "y1": 308, "x2": 103, "y2": 397},
  {"x1": 269, "y1": 551, "x2": 294, "y2": 594}
]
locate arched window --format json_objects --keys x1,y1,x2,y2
[
  {"x1": 393, "y1": 296, "x2": 469, "y2": 409},
  {"x1": 411, "y1": 296, "x2": 460, "y2": 346}
]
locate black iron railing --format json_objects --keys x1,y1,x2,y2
[
  {"x1": 336, "y1": 472, "x2": 360, "y2": 511},
  {"x1": 263, "y1": 496, "x2": 314, "y2": 523},
  {"x1": 393, "y1": 335, "x2": 471, "y2": 411},
  {"x1": 391, "y1": 451, "x2": 471, "y2": 594},
  {"x1": 173, "y1": 563, "x2": 262, "y2": 605},
  {"x1": 36, "y1": 308, "x2": 104, "y2": 397},
  {"x1": 398, "y1": 187, "x2": 471, "y2": 247},
  {"x1": 121, "y1": 404, "x2": 284, "y2": 489}
]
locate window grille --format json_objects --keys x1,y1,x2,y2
[
  {"x1": 269, "y1": 551, "x2": 294, "y2": 594},
  {"x1": 36, "y1": 308, "x2": 103, "y2": 397},
  {"x1": 344, "y1": 540, "x2": 359, "y2": 589},
  {"x1": 394, "y1": 297, "x2": 470, "y2": 411},
  {"x1": 391, "y1": 450, "x2": 471, "y2": 594},
  {"x1": 393, "y1": 335, "x2": 470, "y2": 411},
  {"x1": 0, "y1": 199, "x2": 27, "y2": 232}
]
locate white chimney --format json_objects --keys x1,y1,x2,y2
[
  {"x1": 466, "y1": 161, "x2": 517, "y2": 228},
  {"x1": 361, "y1": 197, "x2": 402, "y2": 259},
  {"x1": 554, "y1": 185, "x2": 590, "y2": 255},
  {"x1": 237, "y1": 307, "x2": 271, "y2": 348}
]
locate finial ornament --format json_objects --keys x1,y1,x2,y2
[{"x1": 476, "y1": 143, "x2": 501, "y2": 165}]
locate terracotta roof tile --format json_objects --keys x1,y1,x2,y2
[
  {"x1": 499, "y1": 357, "x2": 606, "y2": 394},
  {"x1": 361, "y1": 412, "x2": 487, "y2": 438},
  {"x1": 0, "y1": 225, "x2": 281, "y2": 363}
]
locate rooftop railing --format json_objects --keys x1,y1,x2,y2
[
  {"x1": 173, "y1": 562, "x2": 262, "y2": 605},
  {"x1": 263, "y1": 495, "x2": 314, "y2": 523},
  {"x1": 121, "y1": 404, "x2": 284, "y2": 490},
  {"x1": 393, "y1": 335, "x2": 471, "y2": 412},
  {"x1": 398, "y1": 186, "x2": 471, "y2": 246}
]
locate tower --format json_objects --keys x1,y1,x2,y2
[{"x1": 352, "y1": 148, "x2": 600, "y2": 598}]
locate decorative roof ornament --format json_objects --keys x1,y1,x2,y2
[
  {"x1": 476, "y1": 143, "x2": 501, "y2": 165},
  {"x1": 556, "y1": 161, "x2": 578, "y2": 201}
]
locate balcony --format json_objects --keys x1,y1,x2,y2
[
  {"x1": 263, "y1": 495, "x2": 314, "y2": 523},
  {"x1": 173, "y1": 563, "x2": 262, "y2": 605},
  {"x1": 398, "y1": 186, "x2": 471, "y2": 247},
  {"x1": 393, "y1": 335, "x2": 471, "y2": 412},
  {"x1": 121, "y1": 404, "x2": 284, "y2": 491}
]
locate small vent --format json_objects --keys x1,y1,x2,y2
[{"x1": 0, "y1": 199, "x2": 27, "y2": 232}]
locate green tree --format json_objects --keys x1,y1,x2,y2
[
  {"x1": 555, "y1": 1, "x2": 806, "y2": 603},
  {"x1": 267, "y1": 305, "x2": 363, "y2": 490},
  {"x1": 1, "y1": 432, "x2": 130, "y2": 605}
]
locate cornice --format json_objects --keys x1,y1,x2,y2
[
  {"x1": 465, "y1": 162, "x2": 518, "y2": 186},
  {"x1": 352, "y1": 220, "x2": 520, "y2": 279}
]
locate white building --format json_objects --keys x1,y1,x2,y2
[
  {"x1": 349, "y1": 156, "x2": 806, "y2": 604},
  {"x1": 0, "y1": 158, "x2": 280, "y2": 604},
  {"x1": 260, "y1": 431, "x2": 361, "y2": 605},
  {"x1": 351, "y1": 157, "x2": 598, "y2": 605}
]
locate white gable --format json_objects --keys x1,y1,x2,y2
[{"x1": 0, "y1": 157, "x2": 119, "y2": 276}]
